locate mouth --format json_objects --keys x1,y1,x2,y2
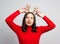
[{"x1": 27, "y1": 22, "x2": 31, "y2": 24}]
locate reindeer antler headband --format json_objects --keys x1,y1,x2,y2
[{"x1": 25, "y1": 4, "x2": 39, "y2": 15}]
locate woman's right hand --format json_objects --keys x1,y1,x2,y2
[{"x1": 19, "y1": 8, "x2": 27, "y2": 13}]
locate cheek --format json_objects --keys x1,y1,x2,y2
[
  {"x1": 25, "y1": 19, "x2": 29, "y2": 24},
  {"x1": 25, "y1": 19, "x2": 28, "y2": 22},
  {"x1": 31, "y1": 19, "x2": 34, "y2": 23}
]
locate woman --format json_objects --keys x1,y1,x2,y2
[{"x1": 5, "y1": 6, "x2": 56, "y2": 44}]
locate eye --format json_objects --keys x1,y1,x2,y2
[
  {"x1": 26, "y1": 16, "x2": 29, "y2": 19},
  {"x1": 31, "y1": 17, "x2": 34, "y2": 19}
]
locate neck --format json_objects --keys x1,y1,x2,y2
[
  {"x1": 27, "y1": 26, "x2": 32, "y2": 28},
  {"x1": 27, "y1": 26, "x2": 32, "y2": 31}
]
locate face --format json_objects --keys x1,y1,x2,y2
[{"x1": 25, "y1": 13, "x2": 34, "y2": 26}]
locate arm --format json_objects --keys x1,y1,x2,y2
[
  {"x1": 36, "y1": 8, "x2": 56, "y2": 33},
  {"x1": 5, "y1": 6, "x2": 29, "y2": 33},
  {"x1": 5, "y1": 10, "x2": 21, "y2": 33},
  {"x1": 39, "y1": 15, "x2": 56, "y2": 33}
]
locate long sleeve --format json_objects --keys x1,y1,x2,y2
[
  {"x1": 5, "y1": 10, "x2": 21, "y2": 33},
  {"x1": 38, "y1": 15, "x2": 56, "y2": 33}
]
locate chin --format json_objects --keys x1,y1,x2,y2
[{"x1": 26, "y1": 24, "x2": 32, "y2": 26}]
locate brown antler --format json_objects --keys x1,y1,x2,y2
[
  {"x1": 25, "y1": 4, "x2": 30, "y2": 12},
  {"x1": 33, "y1": 7, "x2": 38, "y2": 14}
]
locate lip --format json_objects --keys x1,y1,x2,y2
[{"x1": 27, "y1": 22, "x2": 31, "y2": 24}]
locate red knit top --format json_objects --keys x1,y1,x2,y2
[{"x1": 5, "y1": 10, "x2": 56, "y2": 44}]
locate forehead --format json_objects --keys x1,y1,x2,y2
[{"x1": 27, "y1": 13, "x2": 34, "y2": 17}]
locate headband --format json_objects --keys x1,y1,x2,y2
[{"x1": 25, "y1": 4, "x2": 39, "y2": 15}]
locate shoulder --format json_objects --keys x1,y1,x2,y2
[
  {"x1": 36, "y1": 26, "x2": 43, "y2": 31},
  {"x1": 36, "y1": 26, "x2": 43, "y2": 29},
  {"x1": 16, "y1": 25, "x2": 22, "y2": 29}
]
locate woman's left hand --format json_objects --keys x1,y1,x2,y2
[{"x1": 36, "y1": 8, "x2": 45, "y2": 18}]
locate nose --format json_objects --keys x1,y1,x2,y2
[{"x1": 28, "y1": 19, "x2": 30, "y2": 21}]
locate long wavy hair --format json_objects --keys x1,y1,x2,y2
[{"x1": 22, "y1": 12, "x2": 37, "y2": 32}]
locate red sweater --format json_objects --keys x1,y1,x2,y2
[{"x1": 5, "y1": 10, "x2": 56, "y2": 44}]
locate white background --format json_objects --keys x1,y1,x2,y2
[{"x1": 0, "y1": 0, "x2": 59, "y2": 44}]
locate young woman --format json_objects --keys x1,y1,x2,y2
[{"x1": 5, "y1": 6, "x2": 56, "y2": 44}]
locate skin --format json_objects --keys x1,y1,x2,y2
[
  {"x1": 25, "y1": 13, "x2": 34, "y2": 26},
  {"x1": 19, "y1": 6, "x2": 45, "y2": 26}
]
